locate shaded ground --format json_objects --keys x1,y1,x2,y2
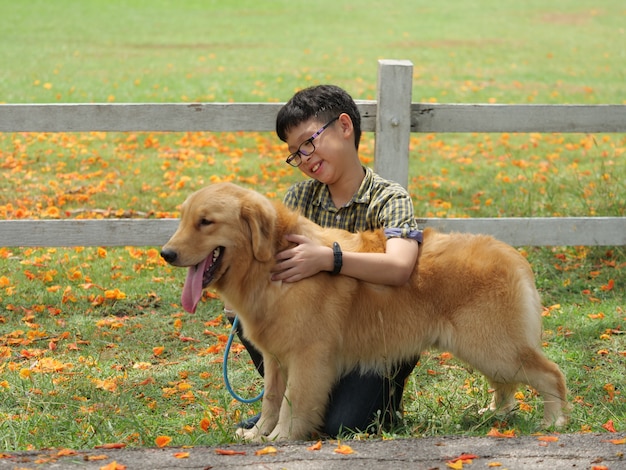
[{"x1": 1, "y1": 433, "x2": 624, "y2": 469}]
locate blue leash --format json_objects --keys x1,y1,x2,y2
[{"x1": 223, "y1": 315, "x2": 264, "y2": 403}]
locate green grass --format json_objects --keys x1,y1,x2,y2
[{"x1": 1, "y1": 0, "x2": 625, "y2": 451}]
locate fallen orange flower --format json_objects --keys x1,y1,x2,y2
[
  {"x1": 155, "y1": 435, "x2": 172, "y2": 448},
  {"x1": 603, "y1": 383, "x2": 615, "y2": 402},
  {"x1": 100, "y1": 462, "x2": 126, "y2": 470},
  {"x1": 137, "y1": 377, "x2": 155, "y2": 386},
  {"x1": 334, "y1": 443, "x2": 355, "y2": 455},
  {"x1": 487, "y1": 428, "x2": 516, "y2": 438},
  {"x1": 56, "y1": 448, "x2": 77, "y2": 457},
  {"x1": 173, "y1": 452, "x2": 189, "y2": 459},
  {"x1": 600, "y1": 279, "x2": 614, "y2": 291},
  {"x1": 307, "y1": 440, "x2": 322, "y2": 451},
  {"x1": 85, "y1": 455, "x2": 108, "y2": 461},
  {"x1": 601, "y1": 419, "x2": 617, "y2": 433},
  {"x1": 537, "y1": 435, "x2": 559, "y2": 442},
  {"x1": 446, "y1": 460, "x2": 464, "y2": 470},
  {"x1": 178, "y1": 335, "x2": 199, "y2": 342},
  {"x1": 94, "y1": 443, "x2": 126, "y2": 450},
  {"x1": 448, "y1": 453, "x2": 479, "y2": 463},
  {"x1": 200, "y1": 417, "x2": 211, "y2": 432},
  {"x1": 104, "y1": 288, "x2": 126, "y2": 300},
  {"x1": 604, "y1": 437, "x2": 626, "y2": 445},
  {"x1": 254, "y1": 446, "x2": 278, "y2": 456},
  {"x1": 214, "y1": 449, "x2": 246, "y2": 455}
]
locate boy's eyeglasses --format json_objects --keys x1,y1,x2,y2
[{"x1": 285, "y1": 117, "x2": 339, "y2": 167}]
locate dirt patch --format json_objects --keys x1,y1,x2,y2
[
  {"x1": 390, "y1": 38, "x2": 507, "y2": 49},
  {"x1": 539, "y1": 11, "x2": 601, "y2": 25}
]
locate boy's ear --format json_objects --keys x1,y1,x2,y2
[{"x1": 337, "y1": 113, "x2": 353, "y2": 136}]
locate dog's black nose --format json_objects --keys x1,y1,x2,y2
[{"x1": 160, "y1": 249, "x2": 178, "y2": 263}]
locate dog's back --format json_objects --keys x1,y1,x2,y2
[{"x1": 312, "y1": 229, "x2": 541, "y2": 374}]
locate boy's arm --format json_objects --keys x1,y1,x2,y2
[
  {"x1": 340, "y1": 236, "x2": 419, "y2": 285},
  {"x1": 271, "y1": 234, "x2": 419, "y2": 286}
]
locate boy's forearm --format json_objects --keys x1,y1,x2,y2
[{"x1": 331, "y1": 240, "x2": 419, "y2": 286}]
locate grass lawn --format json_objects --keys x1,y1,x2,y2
[{"x1": 0, "y1": 0, "x2": 625, "y2": 450}]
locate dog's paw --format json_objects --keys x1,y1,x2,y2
[
  {"x1": 541, "y1": 413, "x2": 569, "y2": 429},
  {"x1": 479, "y1": 400, "x2": 516, "y2": 417},
  {"x1": 235, "y1": 426, "x2": 262, "y2": 442}
]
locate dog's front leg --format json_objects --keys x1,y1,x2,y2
[
  {"x1": 266, "y1": 354, "x2": 336, "y2": 441},
  {"x1": 237, "y1": 355, "x2": 284, "y2": 441}
]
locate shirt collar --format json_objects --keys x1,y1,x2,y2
[{"x1": 313, "y1": 166, "x2": 373, "y2": 209}]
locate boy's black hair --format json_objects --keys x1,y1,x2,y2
[{"x1": 276, "y1": 84, "x2": 362, "y2": 150}]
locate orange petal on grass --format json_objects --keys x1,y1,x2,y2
[
  {"x1": 487, "y1": 428, "x2": 516, "y2": 438},
  {"x1": 254, "y1": 446, "x2": 278, "y2": 456},
  {"x1": 155, "y1": 435, "x2": 172, "y2": 447},
  {"x1": 601, "y1": 420, "x2": 617, "y2": 433},
  {"x1": 600, "y1": 279, "x2": 614, "y2": 291},
  {"x1": 307, "y1": 440, "x2": 322, "y2": 451},
  {"x1": 200, "y1": 417, "x2": 211, "y2": 432},
  {"x1": 178, "y1": 335, "x2": 199, "y2": 342}
]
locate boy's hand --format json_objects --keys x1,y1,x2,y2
[{"x1": 271, "y1": 234, "x2": 332, "y2": 282}]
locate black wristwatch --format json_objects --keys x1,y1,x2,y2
[{"x1": 331, "y1": 242, "x2": 342, "y2": 275}]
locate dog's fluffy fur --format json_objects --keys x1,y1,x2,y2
[{"x1": 161, "y1": 182, "x2": 569, "y2": 441}]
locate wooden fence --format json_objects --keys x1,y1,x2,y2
[{"x1": 1, "y1": 60, "x2": 625, "y2": 247}]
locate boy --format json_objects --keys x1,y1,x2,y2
[{"x1": 229, "y1": 84, "x2": 421, "y2": 437}]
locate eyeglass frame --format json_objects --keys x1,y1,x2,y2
[{"x1": 285, "y1": 116, "x2": 339, "y2": 167}]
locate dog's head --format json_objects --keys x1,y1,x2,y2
[{"x1": 161, "y1": 182, "x2": 276, "y2": 313}]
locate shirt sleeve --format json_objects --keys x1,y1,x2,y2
[{"x1": 377, "y1": 188, "x2": 423, "y2": 243}]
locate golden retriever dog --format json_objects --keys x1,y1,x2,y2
[{"x1": 161, "y1": 182, "x2": 569, "y2": 441}]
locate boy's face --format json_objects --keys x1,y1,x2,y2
[{"x1": 284, "y1": 115, "x2": 355, "y2": 183}]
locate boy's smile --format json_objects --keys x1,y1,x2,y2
[
  {"x1": 284, "y1": 112, "x2": 364, "y2": 203},
  {"x1": 285, "y1": 118, "x2": 337, "y2": 177}
]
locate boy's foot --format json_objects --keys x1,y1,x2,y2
[{"x1": 237, "y1": 412, "x2": 261, "y2": 430}]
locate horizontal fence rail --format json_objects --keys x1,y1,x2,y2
[
  {"x1": 1, "y1": 217, "x2": 624, "y2": 248},
  {"x1": 1, "y1": 60, "x2": 625, "y2": 247},
  {"x1": 2, "y1": 103, "x2": 625, "y2": 134}
]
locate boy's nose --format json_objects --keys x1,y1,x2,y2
[{"x1": 300, "y1": 152, "x2": 314, "y2": 165}]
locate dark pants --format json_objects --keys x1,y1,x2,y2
[{"x1": 228, "y1": 316, "x2": 418, "y2": 437}]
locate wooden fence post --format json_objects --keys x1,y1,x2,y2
[{"x1": 375, "y1": 59, "x2": 413, "y2": 188}]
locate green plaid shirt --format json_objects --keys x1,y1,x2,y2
[{"x1": 283, "y1": 167, "x2": 422, "y2": 241}]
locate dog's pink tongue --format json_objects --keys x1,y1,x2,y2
[{"x1": 181, "y1": 257, "x2": 211, "y2": 313}]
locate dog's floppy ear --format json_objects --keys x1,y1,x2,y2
[{"x1": 240, "y1": 193, "x2": 276, "y2": 262}]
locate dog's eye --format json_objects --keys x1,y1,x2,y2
[{"x1": 199, "y1": 218, "x2": 213, "y2": 226}]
